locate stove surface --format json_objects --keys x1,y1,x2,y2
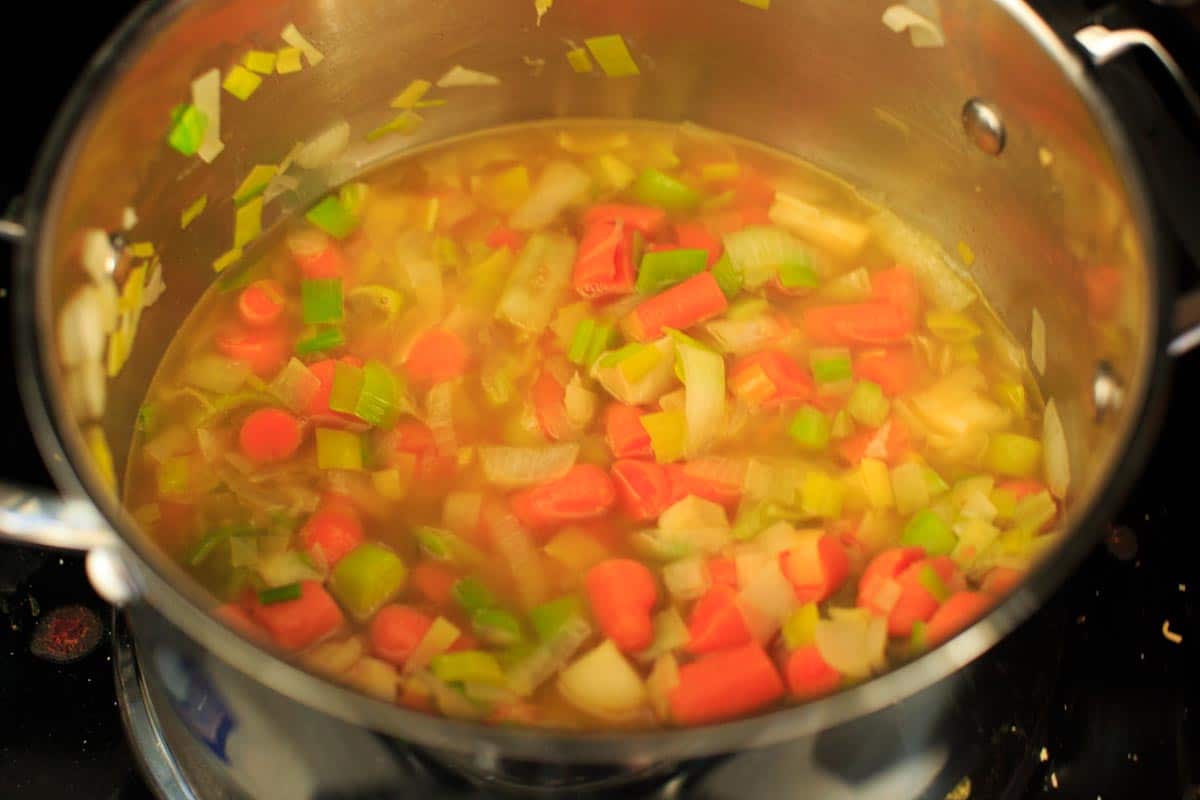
[{"x1": 1, "y1": 2, "x2": 1198, "y2": 799}]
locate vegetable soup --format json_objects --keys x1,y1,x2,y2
[{"x1": 126, "y1": 122, "x2": 1062, "y2": 729}]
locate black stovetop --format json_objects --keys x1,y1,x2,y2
[{"x1": 2, "y1": 2, "x2": 1199, "y2": 799}]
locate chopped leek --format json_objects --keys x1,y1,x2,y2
[
  {"x1": 671, "y1": 332, "x2": 725, "y2": 455},
  {"x1": 187, "y1": 523, "x2": 252, "y2": 567},
  {"x1": 233, "y1": 165, "x2": 278, "y2": 207},
  {"x1": 234, "y1": 197, "x2": 263, "y2": 249},
  {"x1": 641, "y1": 410, "x2": 687, "y2": 463},
  {"x1": 315, "y1": 428, "x2": 363, "y2": 471},
  {"x1": 437, "y1": 65, "x2": 501, "y2": 88},
  {"x1": 800, "y1": 470, "x2": 844, "y2": 519},
  {"x1": 275, "y1": 47, "x2": 303, "y2": 74},
  {"x1": 902, "y1": 509, "x2": 956, "y2": 556},
  {"x1": 567, "y1": 319, "x2": 615, "y2": 367},
  {"x1": 985, "y1": 433, "x2": 1042, "y2": 478},
  {"x1": 860, "y1": 458, "x2": 895, "y2": 509},
  {"x1": 472, "y1": 608, "x2": 524, "y2": 647},
  {"x1": 356, "y1": 361, "x2": 404, "y2": 427},
  {"x1": 711, "y1": 254, "x2": 743, "y2": 300},
  {"x1": 584, "y1": 34, "x2": 640, "y2": 78},
  {"x1": 329, "y1": 543, "x2": 406, "y2": 621},
  {"x1": 779, "y1": 257, "x2": 820, "y2": 290},
  {"x1": 847, "y1": 381, "x2": 890, "y2": 427},
  {"x1": 566, "y1": 47, "x2": 594, "y2": 73},
  {"x1": 637, "y1": 249, "x2": 708, "y2": 294},
  {"x1": 831, "y1": 409, "x2": 854, "y2": 438},
  {"x1": 479, "y1": 444, "x2": 579, "y2": 488},
  {"x1": 591, "y1": 153, "x2": 636, "y2": 190},
  {"x1": 157, "y1": 456, "x2": 190, "y2": 497},
  {"x1": 631, "y1": 169, "x2": 700, "y2": 212},
  {"x1": 181, "y1": 195, "x2": 207, "y2": 229},
  {"x1": 301, "y1": 279, "x2": 344, "y2": 325},
  {"x1": 306, "y1": 195, "x2": 359, "y2": 240},
  {"x1": 788, "y1": 406, "x2": 831, "y2": 451},
  {"x1": 167, "y1": 104, "x2": 207, "y2": 157},
  {"x1": 371, "y1": 467, "x2": 411, "y2": 501},
  {"x1": 243, "y1": 50, "x2": 277, "y2": 74},
  {"x1": 404, "y1": 617, "x2": 462, "y2": 675},
  {"x1": 295, "y1": 327, "x2": 344, "y2": 355},
  {"x1": 391, "y1": 79, "x2": 432, "y2": 108},
  {"x1": 496, "y1": 233, "x2": 577, "y2": 334},
  {"x1": 453, "y1": 576, "x2": 497, "y2": 613},
  {"x1": 366, "y1": 111, "x2": 424, "y2": 142},
  {"x1": 926, "y1": 310, "x2": 981, "y2": 343},
  {"x1": 722, "y1": 226, "x2": 810, "y2": 289},
  {"x1": 258, "y1": 582, "x2": 302, "y2": 605},
  {"x1": 281, "y1": 23, "x2": 324, "y2": 66},
  {"x1": 222, "y1": 65, "x2": 263, "y2": 100},
  {"x1": 782, "y1": 603, "x2": 820, "y2": 649},
  {"x1": 529, "y1": 596, "x2": 584, "y2": 642}
]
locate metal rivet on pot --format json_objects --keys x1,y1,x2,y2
[
  {"x1": 962, "y1": 98, "x2": 1006, "y2": 155},
  {"x1": 1092, "y1": 361, "x2": 1125, "y2": 420}
]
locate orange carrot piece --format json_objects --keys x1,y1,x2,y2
[
  {"x1": 238, "y1": 408, "x2": 303, "y2": 464},
  {"x1": 573, "y1": 221, "x2": 637, "y2": 298},
  {"x1": 215, "y1": 324, "x2": 290, "y2": 378},
  {"x1": 673, "y1": 222, "x2": 723, "y2": 266},
  {"x1": 405, "y1": 329, "x2": 471, "y2": 385},
  {"x1": 510, "y1": 464, "x2": 618, "y2": 529},
  {"x1": 216, "y1": 603, "x2": 265, "y2": 639},
  {"x1": 686, "y1": 584, "x2": 752, "y2": 654},
  {"x1": 883, "y1": 555, "x2": 965, "y2": 638},
  {"x1": 611, "y1": 459, "x2": 674, "y2": 521},
  {"x1": 981, "y1": 566, "x2": 1024, "y2": 597},
  {"x1": 292, "y1": 244, "x2": 348, "y2": 279},
  {"x1": 410, "y1": 561, "x2": 461, "y2": 608},
  {"x1": 584, "y1": 203, "x2": 667, "y2": 235},
  {"x1": 532, "y1": 370, "x2": 570, "y2": 441},
  {"x1": 837, "y1": 417, "x2": 911, "y2": 466},
  {"x1": 926, "y1": 591, "x2": 992, "y2": 646},
  {"x1": 729, "y1": 349, "x2": 814, "y2": 408},
  {"x1": 1084, "y1": 265, "x2": 1122, "y2": 320},
  {"x1": 706, "y1": 557, "x2": 739, "y2": 589},
  {"x1": 303, "y1": 357, "x2": 364, "y2": 424},
  {"x1": 299, "y1": 504, "x2": 364, "y2": 566},
  {"x1": 586, "y1": 558, "x2": 658, "y2": 652},
  {"x1": 870, "y1": 265, "x2": 921, "y2": 321},
  {"x1": 786, "y1": 644, "x2": 842, "y2": 700},
  {"x1": 626, "y1": 272, "x2": 729, "y2": 342},
  {"x1": 853, "y1": 347, "x2": 919, "y2": 397},
  {"x1": 250, "y1": 580, "x2": 344, "y2": 651},
  {"x1": 388, "y1": 421, "x2": 456, "y2": 483},
  {"x1": 803, "y1": 302, "x2": 915, "y2": 347},
  {"x1": 486, "y1": 226, "x2": 526, "y2": 252},
  {"x1": 997, "y1": 479, "x2": 1047, "y2": 501},
  {"x1": 670, "y1": 643, "x2": 784, "y2": 725},
  {"x1": 780, "y1": 534, "x2": 850, "y2": 604},
  {"x1": 667, "y1": 462, "x2": 743, "y2": 508},
  {"x1": 238, "y1": 280, "x2": 286, "y2": 328},
  {"x1": 857, "y1": 547, "x2": 925, "y2": 613},
  {"x1": 604, "y1": 403, "x2": 653, "y2": 459},
  {"x1": 370, "y1": 604, "x2": 435, "y2": 666}
]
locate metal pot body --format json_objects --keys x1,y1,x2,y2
[{"x1": 7, "y1": 0, "x2": 1172, "y2": 769}]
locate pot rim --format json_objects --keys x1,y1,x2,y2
[{"x1": 12, "y1": 0, "x2": 1173, "y2": 763}]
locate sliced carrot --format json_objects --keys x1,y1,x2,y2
[
  {"x1": 215, "y1": 324, "x2": 290, "y2": 378},
  {"x1": 857, "y1": 547, "x2": 925, "y2": 612},
  {"x1": 706, "y1": 557, "x2": 739, "y2": 589},
  {"x1": 882, "y1": 556, "x2": 965, "y2": 638},
  {"x1": 303, "y1": 357, "x2": 364, "y2": 424},
  {"x1": 239, "y1": 408, "x2": 303, "y2": 464},
  {"x1": 216, "y1": 603, "x2": 265, "y2": 639},
  {"x1": 586, "y1": 558, "x2": 658, "y2": 652},
  {"x1": 686, "y1": 584, "x2": 752, "y2": 654},
  {"x1": 997, "y1": 479, "x2": 1047, "y2": 501},
  {"x1": 410, "y1": 561, "x2": 461, "y2": 608},
  {"x1": 625, "y1": 272, "x2": 729, "y2": 342},
  {"x1": 388, "y1": 421, "x2": 456, "y2": 484},
  {"x1": 405, "y1": 328, "x2": 471, "y2": 385},
  {"x1": 667, "y1": 463, "x2": 742, "y2": 508},
  {"x1": 238, "y1": 280, "x2": 286, "y2": 328},
  {"x1": 837, "y1": 417, "x2": 911, "y2": 466},
  {"x1": 604, "y1": 403, "x2": 653, "y2": 459},
  {"x1": 611, "y1": 459, "x2": 674, "y2": 521},
  {"x1": 299, "y1": 504, "x2": 364, "y2": 566},
  {"x1": 674, "y1": 222, "x2": 723, "y2": 266},
  {"x1": 1084, "y1": 265, "x2": 1122, "y2": 320},
  {"x1": 369, "y1": 604, "x2": 434, "y2": 666},
  {"x1": 734, "y1": 168, "x2": 777, "y2": 210},
  {"x1": 510, "y1": 464, "x2": 618, "y2": 530},
  {"x1": 780, "y1": 534, "x2": 850, "y2": 604},
  {"x1": 250, "y1": 580, "x2": 344, "y2": 651},
  {"x1": 870, "y1": 266, "x2": 921, "y2": 321},
  {"x1": 981, "y1": 566, "x2": 1024, "y2": 597},
  {"x1": 853, "y1": 348, "x2": 919, "y2": 397},
  {"x1": 532, "y1": 370, "x2": 570, "y2": 442},
  {"x1": 926, "y1": 591, "x2": 992, "y2": 646},
  {"x1": 669, "y1": 643, "x2": 784, "y2": 725},
  {"x1": 803, "y1": 302, "x2": 915, "y2": 347},
  {"x1": 584, "y1": 203, "x2": 667, "y2": 235},
  {"x1": 729, "y1": 349, "x2": 814, "y2": 408},
  {"x1": 486, "y1": 226, "x2": 526, "y2": 252},
  {"x1": 573, "y1": 221, "x2": 637, "y2": 298},
  {"x1": 292, "y1": 243, "x2": 349, "y2": 279},
  {"x1": 786, "y1": 644, "x2": 842, "y2": 700}
]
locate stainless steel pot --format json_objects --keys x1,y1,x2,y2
[{"x1": 3, "y1": 0, "x2": 1198, "y2": 788}]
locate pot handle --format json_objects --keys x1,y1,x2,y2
[{"x1": 1074, "y1": 24, "x2": 1200, "y2": 357}]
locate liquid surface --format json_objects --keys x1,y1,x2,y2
[{"x1": 125, "y1": 122, "x2": 1061, "y2": 730}]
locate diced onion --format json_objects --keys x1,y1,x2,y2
[
  {"x1": 58, "y1": 286, "x2": 108, "y2": 368},
  {"x1": 191, "y1": 69, "x2": 224, "y2": 163},
  {"x1": 1042, "y1": 398, "x2": 1070, "y2": 498},
  {"x1": 736, "y1": 552, "x2": 797, "y2": 641},
  {"x1": 296, "y1": 120, "x2": 350, "y2": 170},
  {"x1": 769, "y1": 193, "x2": 870, "y2": 261},
  {"x1": 437, "y1": 65, "x2": 501, "y2": 88},
  {"x1": 645, "y1": 654, "x2": 679, "y2": 722},
  {"x1": 281, "y1": 23, "x2": 325, "y2": 66},
  {"x1": 564, "y1": 374, "x2": 597, "y2": 432},
  {"x1": 269, "y1": 357, "x2": 321, "y2": 412},
  {"x1": 304, "y1": 637, "x2": 364, "y2": 677},
  {"x1": 663, "y1": 557, "x2": 711, "y2": 601},
  {"x1": 479, "y1": 443, "x2": 579, "y2": 488},
  {"x1": 443, "y1": 491, "x2": 483, "y2": 535},
  {"x1": 815, "y1": 613, "x2": 885, "y2": 679},
  {"x1": 506, "y1": 616, "x2": 592, "y2": 696},
  {"x1": 557, "y1": 640, "x2": 647, "y2": 722},
  {"x1": 425, "y1": 382, "x2": 457, "y2": 457},
  {"x1": 346, "y1": 658, "x2": 399, "y2": 702},
  {"x1": 673, "y1": 335, "x2": 725, "y2": 456},
  {"x1": 705, "y1": 315, "x2": 786, "y2": 355},
  {"x1": 882, "y1": 5, "x2": 946, "y2": 48},
  {"x1": 869, "y1": 209, "x2": 975, "y2": 311},
  {"x1": 404, "y1": 617, "x2": 461, "y2": 675},
  {"x1": 496, "y1": 233, "x2": 577, "y2": 334},
  {"x1": 510, "y1": 161, "x2": 591, "y2": 231},
  {"x1": 637, "y1": 608, "x2": 690, "y2": 663},
  {"x1": 486, "y1": 508, "x2": 548, "y2": 610}
]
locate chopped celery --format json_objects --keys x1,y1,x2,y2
[
  {"x1": 811, "y1": 349, "x2": 853, "y2": 384},
  {"x1": 641, "y1": 410, "x2": 687, "y2": 463},
  {"x1": 331, "y1": 543, "x2": 408, "y2": 621},
  {"x1": 726, "y1": 297, "x2": 769, "y2": 321},
  {"x1": 405, "y1": 617, "x2": 462, "y2": 675},
  {"x1": 925, "y1": 310, "x2": 982, "y2": 343},
  {"x1": 452, "y1": 576, "x2": 496, "y2": 613},
  {"x1": 258, "y1": 582, "x2": 302, "y2": 605},
  {"x1": 637, "y1": 249, "x2": 708, "y2": 294},
  {"x1": 891, "y1": 462, "x2": 930, "y2": 516},
  {"x1": 366, "y1": 111, "x2": 424, "y2": 142},
  {"x1": 782, "y1": 603, "x2": 820, "y2": 649},
  {"x1": 234, "y1": 165, "x2": 279, "y2": 206},
  {"x1": 584, "y1": 34, "x2": 640, "y2": 78},
  {"x1": 631, "y1": 169, "x2": 701, "y2": 212},
  {"x1": 472, "y1": 608, "x2": 524, "y2": 647},
  {"x1": 187, "y1": 523, "x2": 252, "y2": 567},
  {"x1": 916, "y1": 565, "x2": 950, "y2": 602},
  {"x1": 637, "y1": 607, "x2": 690, "y2": 662},
  {"x1": 327, "y1": 362, "x2": 364, "y2": 415},
  {"x1": 295, "y1": 327, "x2": 345, "y2": 355},
  {"x1": 923, "y1": 467, "x2": 950, "y2": 497},
  {"x1": 586, "y1": 323, "x2": 616, "y2": 366},
  {"x1": 466, "y1": 246, "x2": 513, "y2": 312},
  {"x1": 356, "y1": 361, "x2": 403, "y2": 427},
  {"x1": 568, "y1": 319, "x2": 596, "y2": 365},
  {"x1": 306, "y1": 195, "x2": 359, "y2": 239},
  {"x1": 301, "y1": 279, "x2": 344, "y2": 325},
  {"x1": 530, "y1": 596, "x2": 584, "y2": 642},
  {"x1": 431, "y1": 650, "x2": 507, "y2": 686},
  {"x1": 315, "y1": 428, "x2": 363, "y2": 471},
  {"x1": 985, "y1": 433, "x2": 1042, "y2": 478},
  {"x1": 234, "y1": 197, "x2": 263, "y2": 249},
  {"x1": 847, "y1": 381, "x2": 890, "y2": 427},
  {"x1": 860, "y1": 458, "x2": 894, "y2": 509},
  {"x1": 482, "y1": 355, "x2": 521, "y2": 407},
  {"x1": 631, "y1": 530, "x2": 695, "y2": 561},
  {"x1": 788, "y1": 406, "x2": 830, "y2": 451},
  {"x1": 902, "y1": 509, "x2": 957, "y2": 556},
  {"x1": 779, "y1": 258, "x2": 820, "y2": 290},
  {"x1": 167, "y1": 104, "x2": 207, "y2": 157},
  {"x1": 801, "y1": 471, "x2": 844, "y2": 519},
  {"x1": 711, "y1": 254, "x2": 744, "y2": 300},
  {"x1": 222, "y1": 65, "x2": 263, "y2": 100}
]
